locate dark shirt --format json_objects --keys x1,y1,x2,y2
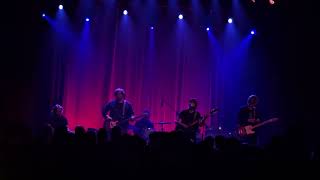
[
  {"x1": 49, "y1": 114, "x2": 68, "y2": 129},
  {"x1": 102, "y1": 100, "x2": 134, "y2": 127},
  {"x1": 238, "y1": 106, "x2": 261, "y2": 126},
  {"x1": 135, "y1": 118, "x2": 154, "y2": 130},
  {"x1": 135, "y1": 118, "x2": 154, "y2": 137},
  {"x1": 179, "y1": 109, "x2": 201, "y2": 126}
]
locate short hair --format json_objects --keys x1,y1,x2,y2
[
  {"x1": 114, "y1": 88, "x2": 126, "y2": 96},
  {"x1": 51, "y1": 104, "x2": 63, "y2": 113},
  {"x1": 189, "y1": 98, "x2": 198, "y2": 108},
  {"x1": 247, "y1": 95, "x2": 258, "y2": 105}
]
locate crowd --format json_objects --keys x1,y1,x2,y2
[{"x1": 1, "y1": 124, "x2": 318, "y2": 179}]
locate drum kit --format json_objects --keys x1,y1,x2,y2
[
  {"x1": 132, "y1": 99, "x2": 219, "y2": 140},
  {"x1": 137, "y1": 121, "x2": 174, "y2": 141},
  {"x1": 141, "y1": 121, "x2": 222, "y2": 143},
  {"x1": 154, "y1": 121, "x2": 175, "y2": 132}
]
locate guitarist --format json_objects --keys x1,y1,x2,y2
[
  {"x1": 238, "y1": 95, "x2": 261, "y2": 145},
  {"x1": 102, "y1": 88, "x2": 134, "y2": 135},
  {"x1": 176, "y1": 98, "x2": 202, "y2": 143}
]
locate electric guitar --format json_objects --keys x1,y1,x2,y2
[
  {"x1": 237, "y1": 118, "x2": 279, "y2": 137},
  {"x1": 105, "y1": 114, "x2": 145, "y2": 129},
  {"x1": 176, "y1": 108, "x2": 218, "y2": 132}
]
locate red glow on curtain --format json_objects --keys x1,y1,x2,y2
[{"x1": 61, "y1": 17, "x2": 217, "y2": 132}]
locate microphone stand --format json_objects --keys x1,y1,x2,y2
[{"x1": 160, "y1": 98, "x2": 180, "y2": 132}]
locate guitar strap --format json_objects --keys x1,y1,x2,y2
[
  {"x1": 122, "y1": 100, "x2": 126, "y2": 119},
  {"x1": 192, "y1": 111, "x2": 197, "y2": 123}
]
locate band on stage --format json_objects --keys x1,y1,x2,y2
[{"x1": 48, "y1": 88, "x2": 275, "y2": 145}]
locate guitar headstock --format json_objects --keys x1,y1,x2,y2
[
  {"x1": 269, "y1": 118, "x2": 279, "y2": 122},
  {"x1": 210, "y1": 108, "x2": 218, "y2": 114}
]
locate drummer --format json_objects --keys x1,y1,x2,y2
[{"x1": 134, "y1": 110, "x2": 154, "y2": 139}]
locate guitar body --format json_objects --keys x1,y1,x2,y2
[
  {"x1": 237, "y1": 118, "x2": 279, "y2": 137},
  {"x1": 109, "y1": 119, "x2": 136, "y2": 129},
  {"x1": 109, "y1": 120, "x2": 119, "y2": 129},
  {"x1": 237, "y1": 125, "x2": 255, "y2": 137},
  {"x1": 104, "y1": 114, "x2": 144, "y2": 129}
]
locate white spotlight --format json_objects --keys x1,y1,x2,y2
[
  {"x1": 123, "y1": 10, "x2": 128, "y2": 15},
  {"x1": 178, "y1": 14, "x2": 183, "y2": 20},
  {"x1": 269, "y1": 0, "x2": 275, "y2": 5},
  {"x1": 58, "y1": 5, "x2": 63, "y2": 10},
  {"x1": 228, "y1": 18, "x2": 233, "y2": 24}
]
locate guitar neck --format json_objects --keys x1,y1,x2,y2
[
  {"x1": 201, "y1": 109, "x2": 218, "y2": 121},
  {"x1": 115, "y1": 114, "x2": 144, "y2": 121},
  {"x1": 252, "y1": 118, "x2": 277, "y2": 129}
]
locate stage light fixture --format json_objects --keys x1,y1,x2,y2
[
  {"x1": 228, "y1": 18, "x2": 233, "y2": 24},
  {"x1": 269, "y1": 0, "x2": 275, "y2": 5},
  {"x1": 123, "y1": 10, "x2": 128, "y2": 15},
  {"x1": 59, "y1": 5, "x2": 63, "y2": 10},
  {"x1": 178, "y1": 14, "x2": 183, "y2": 20}
]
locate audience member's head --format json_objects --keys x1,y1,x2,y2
[
  {"x1": 41, "y1": 124, "x2": 54, "y2": 144},
  {"x1": 51, "y1": 104, "x2": 64, "y2": 116},
  {"x1": 86, "y1": 128, "x2": 97, "y2": 144},
  {"x1": 74, "y1": 126, "x2": 86, "y2": 144},
  {"x1": 52, "y1": 126, "x2": 68, "y2": 144},
  {"x1": 97, "y1": 128, "x2": 108, "y2": 144},
  {"x1": 111, "y1": 127, "x2": 122, "y2": 141},
  {"x1": 204, "y1": 136, "x2": 215, "y2": 149},
  {"x1": 215, "y1": 135, "x2": 226, "y2": 150}
]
